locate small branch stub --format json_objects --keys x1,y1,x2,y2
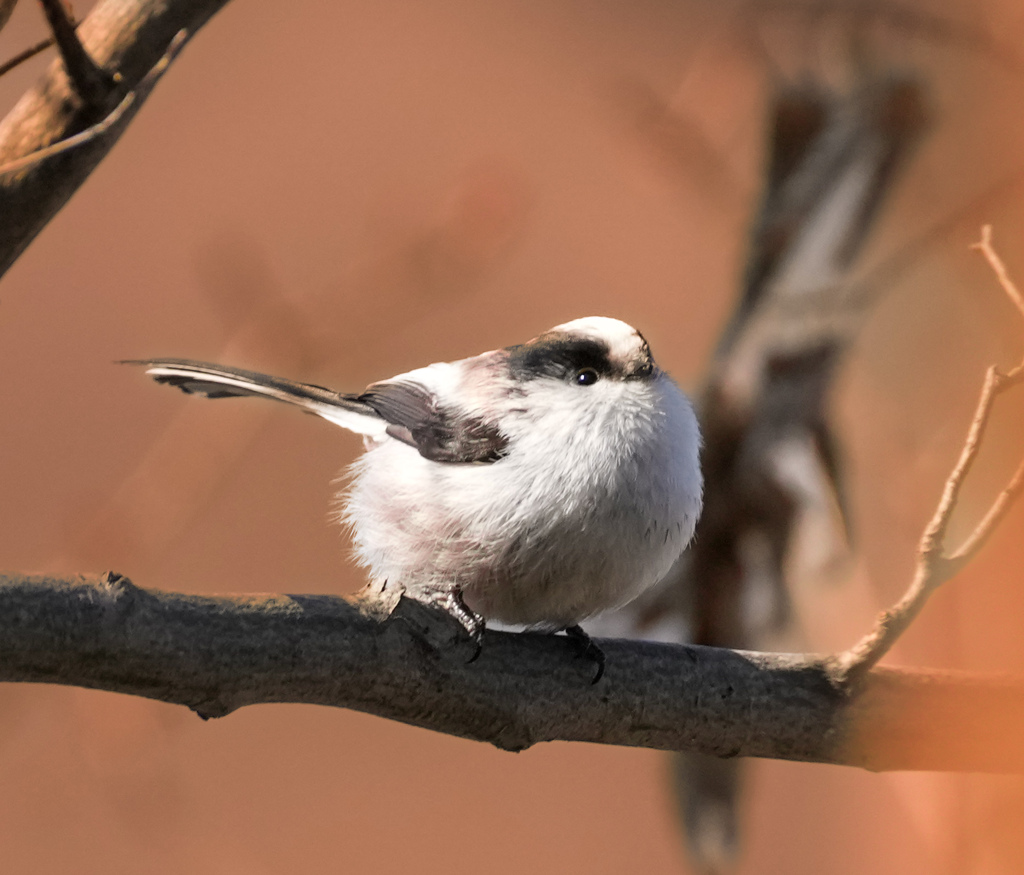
[{"x1": 37, "y1": 0, "x2": 117, "y2": 112}]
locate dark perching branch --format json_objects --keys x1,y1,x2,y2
[{"x1": 2, "y1": 572, "x2": 1024, "y2": 774}]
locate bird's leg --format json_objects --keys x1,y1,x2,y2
[
  {"x1": 426, "y1": 588, "x2": 485, "y2": 662},
  {"x1": 564, "y1": 624, "x2": 605, "y2": 684}
]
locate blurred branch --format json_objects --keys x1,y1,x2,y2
[
  {"x1": 1, "y1": 34, "x2": 58, "y2": 79},
  {"x1": 678, "y1": 72, "x2": 925, "y2": 872},
  {"x1": 2, "y1": 571, "x2": 1024, "y2": 773},
  {"x1": 37, "y1": 0, "x2": 116, "y2": 110},
  {"x1": 615, "y1": 61, "x2": 989, "y2": 871},
  {"x1": 750, "y1": 0, "x2": 1024, "y2": 76},
  {"x1": 834, "y1": 227, "x2": 1024, "y2": 685},
  {"x1": 0, "y1": 18, "x2": 73, "y2": 80},
  {"x1": 0, "y1": 0, "x2": 233, "y2": 278},
  {"x1": 670, "y1": 74, "x2": 929, "y2": 673},
  {"x1": 0, "y1": 0, "x2": 14, "y2": 34},
  {"x1": 0, "y1": 30, "x2": 187, "y2": 178}
]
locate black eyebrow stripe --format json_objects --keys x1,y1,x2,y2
[{"x1": 506, "y1": 336, "x2": 612, "y2": 381}]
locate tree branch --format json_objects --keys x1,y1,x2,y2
[
  {"x1": 38, "y1": 0, "x2": 117, "y2": 111},
  {"x1": 834, "y1": 227, "x2": 1024, "y2": 685},
  {"x1": 2, "y1": 572, "x2": 1023, "y2": 774},
  {"x1": 0, "y1": 0, "x2": 232, "y2": 277},
  {"x1": 0, "y1": 27, "x2": 75, "y2": 81},
  {"x1": 0, "y1": 29, "x2": 187, "y2": 178}
]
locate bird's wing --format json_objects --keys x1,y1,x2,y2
[
  {"x1": 127, "y1": 359, "x2": 388, "y2": 436},
  {"x1": 358, "y1": 378, "x2": 508, "y2": 463},
  {"x1": 129, "y1": 359, "x2": 508, "y2": 462}
]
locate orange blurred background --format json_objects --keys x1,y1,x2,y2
[{"x1": 2, "y1": 1, "x2": 1024, "y2": 872}]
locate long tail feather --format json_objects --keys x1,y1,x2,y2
[{"x1": 124, "y1": 358, "x2": 387, "y2": 436}]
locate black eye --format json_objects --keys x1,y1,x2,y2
[{"x1": 575, "y1": 368, "x2": 599, "y2": 386}]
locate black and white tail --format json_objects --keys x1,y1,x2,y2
[{"x1": 125, "y1": 359, "x2": 388, "y2": 436}]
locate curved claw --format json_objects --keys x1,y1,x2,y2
[
  {"x1": 426, "y1": 589, "x2": 485, "y2": 662},
  {"x1": 564, "y1": 624, "x2": 606, "y2": 684}
]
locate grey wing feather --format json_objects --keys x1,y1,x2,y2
[{"x1": 359, "y1": 379, "x2": 508, "y2": 463}]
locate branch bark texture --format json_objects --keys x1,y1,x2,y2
[
  {"x1": 0, "y1": 0, "x2": 230, "y2": 276},
  {"x1": 2, "y1": 572, "x2": 1022, "y2": 774}
]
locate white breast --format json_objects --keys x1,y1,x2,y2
[{"x1": 339, "y1": 371, "x2": 702, "y2": 629}]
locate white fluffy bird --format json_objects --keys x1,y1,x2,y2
[{"x1": 131, "y1": 317, "x2": 702, "y2": 673}]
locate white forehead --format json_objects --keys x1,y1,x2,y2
[{"x1": 548, "y1": 316, "x2": 646, "y2": 360}]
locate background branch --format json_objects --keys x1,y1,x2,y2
[
  {"x1": 0, "y1": 30, "x2": 187, "y2": 178},
  {"x1": 607, "y1": 65, "x2": 931, "y2": 872},
  {"x1": 0, "y1": 0, "x2": 231, "y2": 277},
  {"x1": 0, "y1": 28, "x2": 70, "y2": 80},
  {"x1": 834, "y1": 227, "x2": 1024, "y2": 685},
  {"x1": 37, "y1": 0, "x2": 116, "y2": 110}
]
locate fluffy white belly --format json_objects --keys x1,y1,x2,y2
[{"x1": 340, "y1": 373, "x2": 702, "y2": 629}]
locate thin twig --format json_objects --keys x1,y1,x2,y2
[
  {"x1": 923, "y1": 365, "x2": 1020, "y2": 566},
  {"x1": 842, "y1": 170, "x2": 1024, "y2": 314},
  {"x1": 973, "y1": 224, "x2": 1024, "y2": 323},
  {"x1": 37, "y1": 0, "x2": 116, "y2": 110},
  {"x1": 833, "y1": 227, "x2": 1024, "y2": 686},
  {"x1": 0, "y1": 30, "x2": 68, "y2": 80},
  {"x1": 0, "y1": 28, "x2": 187, "y2": 179},
  {"x1": 947, "y1": 455, "x2": 1024, "y2": 571}
]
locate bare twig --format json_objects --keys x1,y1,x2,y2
[
  {"x1": 0, "y1": 30, "x2": 69, "y2": 80},
  {"x1": 834, "y1": 227, "x2": 1024, "y2": 685},
  {"x1": 37, "y1": 0, "x2": 116, "y2": 110},
  {"x1": 0, "y1": 28, "x2": 187, "y2": 179},
  {"x1": 974, "y1": 224, "x2": 1024, "y2": 323},
  {"x1": 2, "y1": 572, "x2": 1024, "y2": 773}
]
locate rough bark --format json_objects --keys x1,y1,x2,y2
[{"x1": 2, "y1": 572, "x2": 1022, "y2": 773}]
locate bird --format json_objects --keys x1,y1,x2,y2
[{"x1": 128, "y1": 317, "x2": 702, "y2": 678}]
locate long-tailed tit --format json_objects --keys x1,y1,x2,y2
[{"x1": 130, "y1": 317, "x2": 702, "y2": 676}]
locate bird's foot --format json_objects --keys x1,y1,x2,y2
[
  {"x1": 425, "y1": 589, "x2": 485, "y2": 662},
  {"x1": 564, "y1": 624, "x2": 605, "y2": 684}
]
